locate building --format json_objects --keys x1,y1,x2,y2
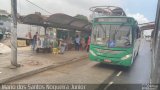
[
  {"x1": 0, "y1": 9, "x2": 9, "y2": 16},
  {"x1": 0, "y1": 10, "x2": 11, "y2": 39}
]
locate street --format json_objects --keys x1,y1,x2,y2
[
  {"x1": 6, "y1": 39, "x2": 152, "y2": 90},
  {"x1": 98, "y1": 39, "x2": 152, "y2": 90},
  {"x1": 0, "y1": 0, "x2": 158, "y2": 90}
]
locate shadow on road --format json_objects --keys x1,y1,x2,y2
[{"x1": 93, "y1": 63, "x2": 131, "y2": 72}]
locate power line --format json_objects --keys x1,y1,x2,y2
[{"x1": 25, "y1": 0, "x2": 52, "y2": 14}]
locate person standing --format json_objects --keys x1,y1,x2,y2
[
  {"x1": 75, "y1": 35, "x2": 80, "y2": 51},
  {"x1": 67, "y1": 37, "x2": 73, "y2": 50},
  {"x1": 59, "y1": 39, "x2": 66, "y2": 54},
  {"x1": 86, "y1": 36, "x2": 91, "y2": 52},
  {"x1": 32, "y1": 32, "x2": 39, "y2": 51},
  {"x1": 80, "y1": 38, "x2": 86, "y2": 51}
]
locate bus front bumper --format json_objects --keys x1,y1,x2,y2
[{"x1": 89, "y1": 54, "x2": 132, "y2": 67}]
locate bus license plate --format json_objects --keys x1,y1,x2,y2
[{"x1": 104, "y1": 59, "x2": 111, "y2": 63}]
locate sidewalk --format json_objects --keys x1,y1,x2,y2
[{"x1": 0, "y1": 47, "x2": 88, "y2": 84}]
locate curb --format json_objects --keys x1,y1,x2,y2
[{"x1": 0, "y1": 55, "x2": 88, "y2": 84}]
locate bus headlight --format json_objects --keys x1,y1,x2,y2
[
  {"x1": 121, "y1": 54, "x2": 132, "y2": 60},
  {"x1": 89, "y1": 50, "x2": 97, "y2": 56}
]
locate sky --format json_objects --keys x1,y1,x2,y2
[{"x1": 0, "y1": 0, "x2": 158, "y2": 24}]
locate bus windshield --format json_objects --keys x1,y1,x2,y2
[{"x1": 91, "y1": 24, "x2": 132, "y2": 48}]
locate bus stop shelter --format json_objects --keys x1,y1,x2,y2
[
  {"x1": 22, "y1": 13, "x2": 91, "y2": 34},
  {"x1": 21, "y1": 13, "x2": 92, "y2": 51}
]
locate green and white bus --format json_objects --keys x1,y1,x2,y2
[{"x1": 89, "y1": 6, "x2": 141, "y2": 67}]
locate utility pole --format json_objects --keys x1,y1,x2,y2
[{"x1": 10, "y1": 0, "x2": 20, "y2": 68}]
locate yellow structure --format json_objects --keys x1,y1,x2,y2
[
  {"x1": 17, "y1": 40, "x2": 27, "y2": 47},
  {"x1": 52, "y1": 48, "x2": 60, "y2": 55}
]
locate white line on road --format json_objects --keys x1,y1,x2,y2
[
  {"x1": 104, "y1": 81, "x2": 114, "y2": 90},
  {"x1": 0, "y1": 72, "x2": 2, "y2": 74},
  {"x1": 109, "y1": 81, "x2": 114, "y2": 85},
  {"x1": 116, "y1": 71, "x2": 122, "y2": 76}
]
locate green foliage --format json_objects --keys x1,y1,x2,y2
[{"x1": 74, "y1": 14, "x2": 88, "y2": 21}]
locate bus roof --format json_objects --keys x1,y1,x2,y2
[{"x1": 90, "y1": 6, "x2": 126, "y2": 16}]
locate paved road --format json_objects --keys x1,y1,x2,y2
[
  {"x1": 8, "y1": 58, "x2": 117, "y2": 90},
  {"x1": 98, "y1": 40, "x2": 152, "y2": 90},
  {"x1": 8, "y1": 40, "x2": 152, "y2": 90}
]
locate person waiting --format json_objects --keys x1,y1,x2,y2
[
  {"x1": 32, "y1": 32, "x2": 39, "y2": 51},
  {"x1": 86, "y1": 36, "x2": 91, "y2": 52},
  {"x1": 80, "y1": 38, "x2": 86, "y2": 51},
  {"x1": 75, "y1": 35, "x2": 80, "y2": 51},
  {"x1": 59, "y1": 39, "x2": 66, "y2": 54}
]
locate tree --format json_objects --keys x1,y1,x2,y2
[{"x1": 74, "y1": 14, "x2": 88, "y2": 21}]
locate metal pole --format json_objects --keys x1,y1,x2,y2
[{"x1": 10, "y1": 0, "x2": 20, "y2": 67}]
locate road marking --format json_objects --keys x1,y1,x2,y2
[
  {"x1": 0, "y1": 72, "x2": 2, "y2": 74},
  {"x1": 116, "y1": 71, "x2": 122, "y2": 76},
  {"x1": 104, "y1": 81, "x2": 114, "y2": 90},
  {"x1": 109, "y1": 81, "x2": 113, "y2": 85}
]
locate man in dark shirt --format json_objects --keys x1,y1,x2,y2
[{"x1": 32, "y1": 32, "x2": 38, "y2": 51}]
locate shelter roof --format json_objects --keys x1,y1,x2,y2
[{"x1": 22, "y1": 13, "x2": 91, "y2": 31}]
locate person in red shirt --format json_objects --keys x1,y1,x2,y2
[{"x1": 86, "y1": 36, "x2": 91, "y2": 52}]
